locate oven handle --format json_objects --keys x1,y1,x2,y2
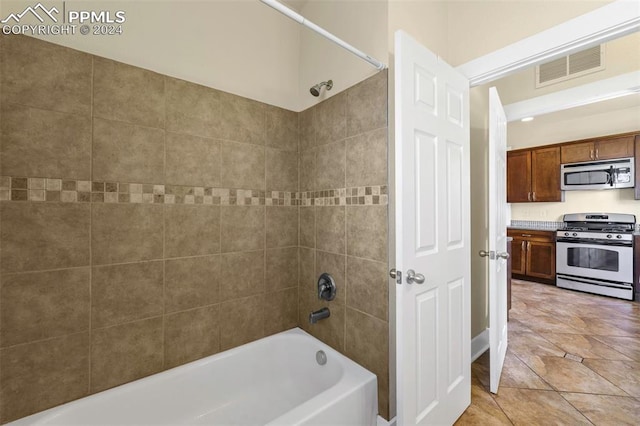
[{"x1": 556, "y1": 238, "x2": 632, "y2": 247}]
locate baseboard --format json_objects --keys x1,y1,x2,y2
[
  {"x1": 377, "y1": 415, "x2": 396, "y2": 426},
  {"x1": 471, "y1": 328, "x2": 489, "y2": 362}
]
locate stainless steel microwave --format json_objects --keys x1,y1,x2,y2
[{"x1": 560, "y1": 157, "x2": 635, "y2": 190}]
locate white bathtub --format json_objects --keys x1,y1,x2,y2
[{"x1": 10, "y1": 328, "x2": 378, "y2": 425}]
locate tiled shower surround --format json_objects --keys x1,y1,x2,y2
[{"x1": 0, "y1": 35, "x2": 389, "y2": 422}]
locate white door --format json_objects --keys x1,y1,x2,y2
[
  {"x1": 488, "y1": 87, "x2": 509, "y2": 394},
  {"x1": 394, "y1": 30, "x2": 471, "y2": 425}
]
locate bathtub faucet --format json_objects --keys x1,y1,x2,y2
[{"x1": 309, "y1": 307, "x2": 330, "y2": 324}]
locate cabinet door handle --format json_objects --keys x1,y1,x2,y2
[
  {"x1": 532, "y1": 192, "x2": 536, "y2": 201},
  {"x1": 527, "y1": 192, "x2": 531, "y2": 201},
  {"x1": 590, "y1": 149, "x2": 594, "y2": 160},
  {"x1": 595, "y1": 148, "x2": 599, "y2": 159},
  {"x1": 521, "y1": 241, "x2": 526, "y2": 251},
  {"x1": 527, "y1": 241, "x2": 531, "y2": 250}
]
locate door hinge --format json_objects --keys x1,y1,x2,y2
[{"x1": 389, "y1": 268, "x2": 402, "y2": 284}]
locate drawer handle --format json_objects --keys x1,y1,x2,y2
[{"x1": 521, "y1": 234, "x2": 532, "y2": 237}]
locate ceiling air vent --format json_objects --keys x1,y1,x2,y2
[{"x1": 536, "y1": 45, "x2": 605, "y2": 88}]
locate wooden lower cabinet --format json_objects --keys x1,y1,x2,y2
[{"x1": 508, "y1": 229, "x2": 556, "y2": 284}]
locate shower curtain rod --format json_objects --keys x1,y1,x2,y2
[{"x1": 259, "y1": 0, "x2": 387, "y2": 70}]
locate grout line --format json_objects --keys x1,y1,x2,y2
[
  {"x1": 87, "y1": 55, "x2": 94, "y2": 395},
  {"x1": 161, "y1": 75, "x2": 167, "y2": 371},
  {"x1": 557, "y1": 392, "x2": 597, "y2": 425}
]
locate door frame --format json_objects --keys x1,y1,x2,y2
[{"x1": 456, "y1": 0, "x2": 640, "y2": 86}]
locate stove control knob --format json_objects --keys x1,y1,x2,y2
[
  {"x1": 607, "y1": 234, "x2": 612, "y2": 239},
  {"x1": 572, "y1": 233, "x2": 578, "y2": 237},
  {"x1": 616, "y1": 235, "x2": 623, "y2": 239},
  {"x1": 564, "y1": 232, "x2": 570, "y2": 237}
]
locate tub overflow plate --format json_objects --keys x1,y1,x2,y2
[{"x1": 316, "y1": 350, "x2": 327, "y2": 366}]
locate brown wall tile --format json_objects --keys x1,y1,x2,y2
[
  {"x1": 346, "y1": 205, "x2": 387, "y2": 262},
  {"x1": 93, "y1": 57, "x2": 165, "y2": 128},
  {"x1": 164, "y1": 305, "x2": 220, "y2": 368},
  {"x1": 220, "y1": 295, "x2": 264, "y2": 351},
  {"x1": 316, "y1": 251, "x2": 346, "y2": 305},
  {"x1": 346, "y1": 257, "x2": 388, "y2": 321},
  {"x1": 266, "y1": 207, "x2": 298, "y2": 248},
  {"x1": 299, "y1": 107, "x2": 316, "y2": 152},
  {"x1": 346, "y1": 128, "x2": 388, "y2": 187},
  {"x1": 165, "y1": 77, "x2": 220, "y2": 139},
  {"x1": 91, "y1": 317, "x2": 163, "y2": 392},
  {"x1": 92, "y1": 118, "x2": 165, "y2": 184},
  {"x1": 316, "y1": 141, "x2": 346, "y2": 190},
  {"x1": 265, "y1": 106, "x2": 298, "y2": 152},
  {"x1": 316, "y1": 92, "x2": 346, "y2": 146},
  {"x1": 298, "y1": 290, "x2": 345, "y2": 353},
  {"x1": 266, "y1": 149, "x2": 298, "y2": 191},
  {"x1": 165, "y1": 256, "x2": 219, "y2": 313},
  {"x1": 316, "y1": 206, "x2": 346, "y2": 254},
  {"x1": 264, "y1": 287, "x2": 297, "y2": 336},
  {"x1": 1, "y1": 202, "x2": 90, "y2": 273},
  {"x1": 1, "y1": 103, "x2": 91, "y2": 179},
  {"x1": 165, "y1": 132, "x2": 221, "y2": 187},
  {"x1": 220, "y1": 206, "x2": 264, "y2": 253},
  {"x1": 91, "y1": 261, "x2": 164, "y2": 329},
  {"x1": 220, "y1": 251, "x2": 265, "y2": 301},
  {"x1": 92, "y1": 204, "x2": 163, "y2": 265},
  {"x1": 220, "y1": 141, "x2": 265, "y2": 190},
  {"x1": 299, "y1": 207, "x2": 315, "y2": 248},
  {"x1": 218, "y1": 92, "x2": 265, "y2": 145},
  {"x1": 266, "y1": 247, "x2": 298, "y2": 290},
  {"x1": 1, "y1": 35, "x2": 91, "y2": 115},
  {"x1": 1, "y1": 268, "x2": 90, "y2": 347},
  {"x1": 346, "y1": 70, "x2": 387, "y2": 137},
  {"x1": 345, "y1": 308, "x2": 389, "y2": 419},
  {"x1": 299, "y1": 149, "x2": 316, "y2": 192},
  {"x1": 165, "y1": 205, "x2": 221, "y2": 258},
  {"x1": 0, "y1": 333, "x2": 90, "y2": 423}
]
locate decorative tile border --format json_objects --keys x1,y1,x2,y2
[{"x1": 0, "y1": 176, "x2": 388, "y2": 206}]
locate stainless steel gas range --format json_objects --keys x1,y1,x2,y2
[{"x1": 556, "y1": 213, "x2": 636, "y2": 300}]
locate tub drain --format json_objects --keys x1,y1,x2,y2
[{"x1": 316, "y1": 350, "x2": 327, "y2": 366}]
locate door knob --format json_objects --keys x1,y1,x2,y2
[
  {"x1": 479, "y1": 250, "x2": 495, "y2": 259},
  {"x1": 497, "y1": 252, "x2": 510, "y2": 259},
  {"x1": 406, "y1": 269, "x2": 425, "y2": 284}
]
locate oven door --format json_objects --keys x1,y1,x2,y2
[{"x1": 556, "y1": 241, "x2": 633, "y2": 284}]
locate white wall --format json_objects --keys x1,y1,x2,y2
[
  {"x1": 2, "y1": 0, "x2": 302, "y2": 111},
  {"x1": 446, "y1": 0, "x2": 612, "y2": 66}
]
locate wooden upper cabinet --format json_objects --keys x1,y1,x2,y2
[
  {"x1": 531, "y1": 146, "x2": 562, "y2": 202},
  {"x1": 595, "y1": 136, "x2": 634, "y2": 160},
  {"x1": 560, "y1": 135, "x2": 635, "y2": 163},
  {"x1": 561, "y1": 141, "x2": 594, "y2": 163},
  {"x1": 507, "y1": 151, "x2": 532, "y2": 202}
]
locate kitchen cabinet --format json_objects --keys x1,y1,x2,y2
[
  {"x1": 560, "y1": 135, "x2": 635, "y2": 163},
  {"x1": 508, "y1": 229, "x2": 556, "y2": 284},
  {"x1": 507, "y1": 146, "x2": 562, "y2": 202}
]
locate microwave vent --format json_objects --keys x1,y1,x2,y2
[{"x1": 536, "y1": 45, "x2": 605, "y2": 88}]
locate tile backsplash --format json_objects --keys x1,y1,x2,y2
[{"x1": 0, "y1": 35, "x2": 390, "y2": 422}]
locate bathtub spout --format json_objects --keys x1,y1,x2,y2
[{"x1": 309, "y1": 307, "x2": 330, "y2": 324}]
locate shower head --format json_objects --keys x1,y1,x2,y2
[{"x1": 310, "y1": 80, "x2": 333, "y2": 97}]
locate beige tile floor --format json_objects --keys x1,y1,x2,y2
[{"x1": 456, "y1": 279, "x2": 640, "y2": 425}]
